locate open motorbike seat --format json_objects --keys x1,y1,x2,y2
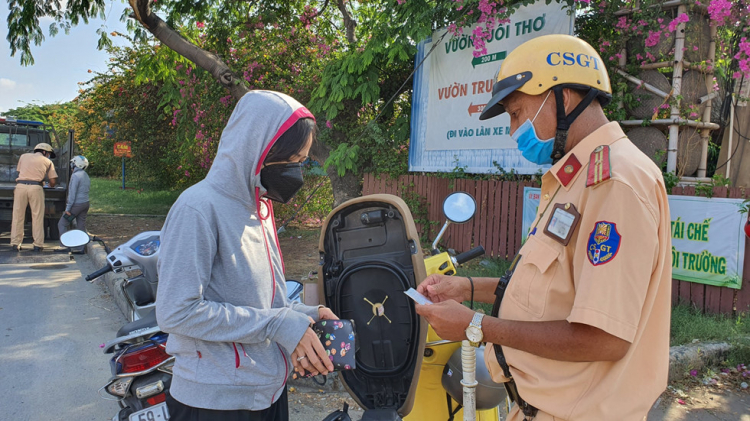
[
  {"x1": 318, "y1": 195, "x2": 427, "y2": 419},
  {"x1": 117, "y1": 309, "x2": 158, "y2": 338}
]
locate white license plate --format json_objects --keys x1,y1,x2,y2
[{"x1": 129, "y1": 402, "x2": 169, "y2": 421}]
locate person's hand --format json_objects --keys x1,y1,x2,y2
[
  {"x1": 318, "y1": 307, "x2": 338, "y2": 321},
  {"x1": 415, "y1": 300, "x2": 474, "y2": 341},
  {"x1": 64, "y1": 211, "x2": 71, "y2": 216},
  {"x1": 417, "y1": 274, "x2": 469, "y2": 303},
  {"x1": 291, "y1": 318, "x2": 334, "y2": 376}
]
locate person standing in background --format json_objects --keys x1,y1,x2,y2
[
  {"x1": 10, "y1": 142, "x2": 58, "y2": 252},
  {"x1": 59, "y1": 155, "x2": 91, "y2": 251}
]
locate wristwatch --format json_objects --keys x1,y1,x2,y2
[{"x1": 465, "y1": 312, "x2": 484, "y2": 347}]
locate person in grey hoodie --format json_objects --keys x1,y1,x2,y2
[
  {"x1": 156, "y1": 91, "x2": 336, "y2": 421},
  {"x1": 58, "y1": 155, "x2": 91, "y2": 248}
]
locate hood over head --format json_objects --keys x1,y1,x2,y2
[{"x1": 206, "y1": 90, "x2": 315, "y2": 203}]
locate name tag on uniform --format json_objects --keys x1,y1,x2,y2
[{"x1": 543, "y1": 203, "x2": 581, "y2": 246}]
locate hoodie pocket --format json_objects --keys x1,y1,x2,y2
[{"x1": 231, "y1": 342, "x2": 288, "y2": 387}]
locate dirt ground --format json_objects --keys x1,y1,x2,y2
[{"x1": 85, "y1": 216, "x2": 322, "y2": 278}]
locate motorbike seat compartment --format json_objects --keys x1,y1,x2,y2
[
  {"x1": 117, "y1": 309, "x2": 158, "y2": 338},
  {"x1": 318, "y1": 194, "x2": 427, "y2": 417}
]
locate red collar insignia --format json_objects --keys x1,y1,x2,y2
[{"x1": 556, "y1": 154, "x2": 582, "y2": 187}]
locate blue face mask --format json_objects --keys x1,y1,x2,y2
[{"x1": 511, "y1": 91, "x2": 554, "y2": 165}]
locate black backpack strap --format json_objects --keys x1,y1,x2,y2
[{"x1": 491, "y1": 254, "x2": 520, "y2": 379}]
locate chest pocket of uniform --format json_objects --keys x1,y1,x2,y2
[{"x1": 509, "y1": 235, "x2": 561, "y2": 318}]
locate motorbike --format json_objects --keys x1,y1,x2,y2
[
  {"x1": 316, "y1": 192, "x2": 506, "y2": 421},
  {"x1": 61, "y1": 229, "x2": 308, "y2": 421}
]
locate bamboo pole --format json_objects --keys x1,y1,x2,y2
[
  {"x1": 640, "y1": 61, "x2": 673, "y2": 70},
  {"x1": 615, "y1": 0, "x2": 707, "y2": 15},
  {"x1": 696, "y1": 23, "x2": 717, "y2": 178},
  {"x1": 619, "y1": 118, "x2": 719, "y2": 129},
  {"x1": 616, "y1": 68, "x2": 670, "y2": 98},
  {"x1": 617, "y1": 49, "x2": 628, "y2": 110},
  {"x1": 667, "y1": 4, "x2": 688, "y2": 174}
]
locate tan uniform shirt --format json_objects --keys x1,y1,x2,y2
[
  {"x1": 485, "y1": 122, "x2": 672, "y2": 420},
  {"x1": 16, "y1": 152, "x2": 57, "y2": 182}
]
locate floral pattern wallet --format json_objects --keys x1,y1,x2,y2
[{"x1": 293, "y1": 319, "x2": 357, "y2": 379}]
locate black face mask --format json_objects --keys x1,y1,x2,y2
[{"x1": 260, "y1": 162, "x2": 304, "y2": 204}]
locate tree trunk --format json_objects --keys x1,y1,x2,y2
[
  {"x1": 336, "y1": 0, "x2": 357, "y2": 43},
  {"x1": 128, "y1": 0, "x2": 249, "y2": 100},
  {"x1": 309, "y1": 137, "x2": 361, "y2": 207}
]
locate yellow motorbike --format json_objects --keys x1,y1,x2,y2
[
  {"x1": 316, "y1": 192, "x2": 505, "y2": 421},
  {"x1": 406, "y1": 192, "x2": 504, "y2": 421}
]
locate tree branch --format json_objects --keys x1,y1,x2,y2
[
  {"x1": 128, "y1": 0, "x2": 249, "y2": 100},
  {"x1": 335, "y1": 0, "x2": 356, "y2": 43},
  {"x1": 310, "y1": 0, "x2": 331, "y2": 19}
]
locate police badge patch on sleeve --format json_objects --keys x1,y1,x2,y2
[{"x1": 587, "y1": 221, "x2": 621, "y2": 266}]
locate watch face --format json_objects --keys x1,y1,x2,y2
[{"x1": 466, "y1": 325, "x2": 483, "y2": 343}]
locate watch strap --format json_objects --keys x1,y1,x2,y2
[{"x1": 470, "y1": 312, "x2": 484, "y2": 328}]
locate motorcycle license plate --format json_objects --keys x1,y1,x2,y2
[{"x1": 129, "y1": 403, "x2": 169, "y2": 421}]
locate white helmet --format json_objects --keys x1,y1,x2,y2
[{"x1": 70, "y1": 155, "x2": 89, "y2": 170}]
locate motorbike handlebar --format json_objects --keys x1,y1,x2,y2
[
  {"x1": 85, "y1": 265, "x2": 113, "y2": 282},
  {"x1": 454, "y1": 246, "x2": 485, "y2": 266}
]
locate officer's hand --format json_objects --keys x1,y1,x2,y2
[
  {"x1": 415, "y1": 300, "x2": 474, "y2": 341},
  {"x1": 65, "y1": 211, "x2": 71, "y2": 216},
  {"x1": 417, "y1": 274, "x2": 469, "y2": 303}
]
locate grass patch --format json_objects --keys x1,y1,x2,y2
[
  {"x1": 278, "y1": 225, "x2": 321, "y2": 240},
  {"x1": 89, "y1": 177, "x2": 182, "y2": 215},
  {"x1": 455, "y1": 257, "x2": 511, "y2": 314},
  {"x1": 670, "y1": 304, "x2": 750, "y2": 346}
]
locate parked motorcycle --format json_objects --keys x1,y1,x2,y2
[
  {"x1": 316, "y1": 192, "x2": 505, "y2": 421},
  {"x1": 62, "y1": 230, "x2": 173, "y2": 421},
  {"x1": 61, "y1": 229, "x2": 308, "y2": 421}
]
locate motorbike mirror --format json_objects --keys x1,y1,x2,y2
[
  {"x1": 286, "y1": 280, "x2": 304, "y2": 303},
  {"x1": 443, "y1": 192, "x2": 477, "y2": 224},
  {"x1": 60, "y1": 229, "x2": 91, "y2": 248}
]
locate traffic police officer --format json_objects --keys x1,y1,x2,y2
[
  {"x1": 416, "y1": 34, "x2": 671, "y2": 420},
  {"x1": 10, "y1": 142, "x2": 58, "y2": 251}
]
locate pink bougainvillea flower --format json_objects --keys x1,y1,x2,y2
[
  {"x1": 196, "y1": 21, "x2": 205, "y2": 29},
  {"x1": 325, "y1": 120, "x2": 333, "y2": 129},
  {"x1": 668, "y1": 13, "x2": 689, "y2": 32},
  {"x1": 645, "y1": 30, "x2": 662, "y2": 47},
  {"x1": 708, "y1": 0, "x2": 733, "y2": 25}
]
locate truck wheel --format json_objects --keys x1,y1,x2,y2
[{"x1": 46, "y1": 217, "x2": 60, "y2": 240}]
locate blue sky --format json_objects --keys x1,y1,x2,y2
[{"x1": 0, "y1": 1, "x2": 131, "y2": 114}]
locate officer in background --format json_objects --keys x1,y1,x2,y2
[
  {"x1": 10, "y1": 143, "x2": 58, "y2": 252},
  {"x1": 416, "y1": 34, "x2": 671, "y2": 421}
]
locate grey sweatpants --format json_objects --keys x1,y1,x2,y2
[{"x1": 58, "y1": 201, "x2": 90, "y2": 238}]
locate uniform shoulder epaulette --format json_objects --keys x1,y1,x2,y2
[{"x1": 586, "y1": 145, "x2": 612, "y2": 188}]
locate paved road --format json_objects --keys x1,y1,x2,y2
[{"x1": 0, "y1": 248, "x2": 125, "y2": 421}]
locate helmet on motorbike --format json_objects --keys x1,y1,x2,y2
[
  {"x1": 34, "y1": 142, "x2": 56, "y2": 159},
  {"x1": 70, "y1": 155, "x2": 89, "y2": 170},
  {"x1": 442, "y1": 346, "x2": 507, "y2": 411}
]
